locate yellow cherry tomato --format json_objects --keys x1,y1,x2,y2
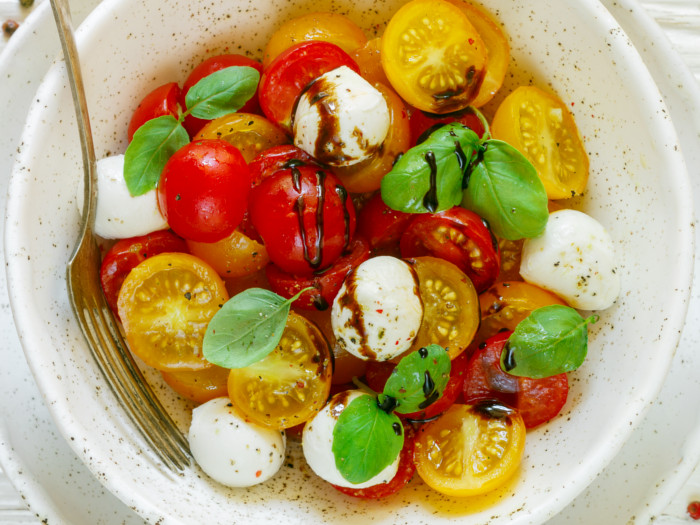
[
  {"x1": 161, "y1": 365, "x2": 230, "y2": 404},
  {"x1": 186, "y1": 229, "x2": 269, "y2": 279},
  {"x1": 491, "y1": 86, "x2": 590, "y2": 199},
  {"x1": 381, "y1": 0, "x2": 488, "y2": 113},
  {"x1": 117, "y1": 253, "x2": 229, "y2": 372},
  {"x1": 351, "y1": 38, "x2": 390, "y2": 86},
  {"x1": 414, "y1": 403, "x2": 526, "y2": 497}
]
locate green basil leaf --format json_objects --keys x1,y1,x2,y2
[
  {"x1": 203, "y1": 287, "x2": 301, "y2": 369},
  {"x1": 332, "y1": 395, "x2": 404, "y2": 484},
  {"x1": 123, "y1": 115, "x2": 190, "y2": 196},
  {"x1": 502, "y1": 304, "x2": 598, "y2": 378},
  {"x1": 461, "y1": 139, "x2": 548, "y2": 240},
  {"x1": 381, "y1": 344, "x2": 451, "y2": 414},
  {"x1": 380, "y1": 122, "x2": 480, "y2": 214},
  {"x1": 185, "y1": 66, "x2": 260, "y2": 120}
]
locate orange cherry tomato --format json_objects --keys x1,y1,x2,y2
[
  {"x1": 117, "y1": 253, "x2": 229, "y2": 372},
  {"x1": 381, "y1": 0, "x2": 488, "y2": 113},
  {"x1": 351, "y1": 38, "x2": 390, "y2": 86},
  {"x1": 161, "y1": 365, "x2": 230, "y2": 404},
  {"x1": 186, "y1": 229, "x2": 269, "y2": 279}
]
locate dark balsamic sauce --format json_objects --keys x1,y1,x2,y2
[
  {"x1": 502, "y1": 342, "x2": 517, "y2": 372},
  {"x1": 422, "y1": 150, "x2": 439, "y2": 212}
]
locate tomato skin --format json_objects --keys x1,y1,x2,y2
[
  {"x1": 258, "y1": 41, "x2": 360, "y2": 131},
  {"x1": 248, "y1": 165, "x2": 356, "y2": 275},
  {"x1": 248, "y1": 144, "x2": 317, "y2": 186},
  {"x1": 127, "y1": 82, "x2": 181, "y2": 142},
  {"x1": 186, "y1": 229, "x2": 269, "y2": 279},
  {"x1": 331, "y1": 423, "x2": 416, "y2": 499},
  {"x1": 157, "y1": 139, "x2": 251, "y2": 243},
  {"x1": 356, "y1": 192, "x2": 413, "y2": 252},
  {"x1": 408, "y1": 106, "x2": 486, "y2": 146},
  {"x1": 267, "y1": 236, "x2": 370, "y2": 310},
  {"x1": 463, "y1": 331, "x2": 569, "y2": 428},
  {"x1": 181, "y1": 54, "x2": 263, "y2": 137},
  {"x1": 99, "y1": 230, "x2": 188, "y2": 318},
  {"x1": 400, "y1": 207, "x2": 500, "y2": 293}
]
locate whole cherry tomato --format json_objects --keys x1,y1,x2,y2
[
  {"x1": 249, "y1": 165, "x2": 356, "y2": 275},
  {"x1": 400, "y1": 207, "x2": 500, "y2": 293},
  {"x1": 248, "y1": 144, "x2": 317, "y2": 186},
  {"x1": 157, "y1": 139, "x2": 251, "y2": 243},
  {"x1": 127, "y1": 82, "x2": 181, "y2": 142},
  {"x1": 408, "y1": 105, "x2": 486, "y2": 146},
  {"x1": 180, "y1": 54, "x2": 263, "y2": 137},
  {"x1": 356, "y1": 192, "x2": 413, "y2": 253},
  {"x1": 100, "y1": 230, "x2": 188, "y2": 318}
]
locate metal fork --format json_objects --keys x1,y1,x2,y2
[{"x1": 52, "y1": 0, "x2": 191, "y2": 472}]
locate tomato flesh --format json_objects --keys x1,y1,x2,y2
[
  {"x1": 356, "y1": 192, "x2": 413, "y2": 253},
  {"x1": 161, "y1": 365, "x2": 230, "y2": 404}
]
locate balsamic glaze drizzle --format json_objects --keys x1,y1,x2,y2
[{"x1": 422, "y1": 150, "x2": 439, "y2": 212}]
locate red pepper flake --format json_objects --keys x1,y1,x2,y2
[
  {"x1": 376, "y1": 309, "x2": 383, "y2": 314},
  {"x1": 688, "y1": 501, "x2": 700, "y2": 520},
  {"x1": 395, "y1": 340, "x2": 400, "y2": 345},
  {"x1": 255, "y1": 470, "x2": 263, "y2": 478}
]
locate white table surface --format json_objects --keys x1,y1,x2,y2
[{"x1": 1, "y1": 0, "x2": 699, "y2": 524}]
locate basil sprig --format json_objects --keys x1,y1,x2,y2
[
  {"x1": 124, "y1": 65, "x2": 259, "y2": 196},
  {"x1": 202, "y1": 287, "x2": 310, "y2": 369},
  {"x1": 502, "y1": 304, "x2": 598, "y2": 378},
  {"x1": 332, "y1": 345, "x2": 450, "y2": 484}
]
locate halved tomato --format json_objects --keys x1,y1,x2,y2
[
  {"x1": 161, "y1": 365, "x2": 230, "y2": 404},
  {"x1": 408, "y1": 105, "x2": 486, "y2": 146},
  {"x1": 227, "y1": 312, "x2": 333, "y2": 429},
  {"x1": 117, "y1": 253, "x2": 229, "y2": 371},
  {"x1": 413, "y1": 402, "x2": 525, "y2": 496}
]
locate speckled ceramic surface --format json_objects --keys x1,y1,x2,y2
[{"x1": 3, "y1": 0, "x2": 694, "y2": 523}]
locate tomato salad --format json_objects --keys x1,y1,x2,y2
[{"x1": 92, "y1": 0, "x2": 620, "y2": 500}]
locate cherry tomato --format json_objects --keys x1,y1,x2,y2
[
  {"x1": 356, "y1": 192, "x2": 413, "y2": 253},
  {"x1": 227, "y1": 311, "x2": 333, "y2": 429},
  {"x1": 186, "y1": 229, "x2": 269, "y2": 279},
  {"x1": 443, "y1": 0, "x2": 510, "y2": 108},
  {"x1": 117, "y1": 253, "x2": 229, "y2": 372},
  {"x1": 408, "y1": 105, "x2": 486, "y2": 146},
  {"x1": 381, "y1": 0, "x2": 488, "y2": 113},
  {"x1": 248, "y1": 144, "x2": 317, "y2": 186},
  {"x1": 491, "y1": 86, "x2": 589, "y2": 200},
  {"x1": 332, "y1": 423, "x2": 416, "y2": 499},
  {"x1": 195, "y1": 113, "x2": 289, "y2": 163},
  {"x1": 157, "y1": 139, "x2": 251, "y2": 243},
  {"x1": 99, "y1": 230, "x2": 188, "y2": 318},
  {"x1": 331, "y1": 83, "x2": 411, "y2": 193},
  {"x1": 496, "y1": 237, "x2": 524, "y2": 282},
  {"x1": 258, "y1": 41, "x2": 360, "y2": 131},
  {"x1": 263, "y1": 12, "x2": 367, "y2": 68},
  {"x1": 463, "y1": 331, "x2": 569, "y2": 428},
  {"x1": 127, "y1": 82, "x2": 181, "y2": 142},
  {"x1": 248, "y1": 165, "x2": 356, "y2": 275},
  {"x1": 161, "y1": 365, "x2": 229, "y2": 404},
  {"x1": 400, "y1": 207, "x2": 500, "y2": 293},
  {"x1": 413, "y1": 402, "x2": 526, "y2": 496},
  {"x1": 181, "y1": 54, "x2": 263, "y2": 137},
  {"x1": 351, "y1": 38, "x2": 390, "y2": 87},
  {"x1": 267, "y1": 236, "x2": 370, "y2": 310}
]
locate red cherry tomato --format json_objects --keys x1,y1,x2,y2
[
  {"x1": 181, "y1": 54, "x2": 263, "y2": 137},
  {"x1": 99, "y1": 230, "x2": 188, "y2": 318},
  {"x1": 157, "y1": 139, "x2": 251, "y2": 243},
  {"x1": 248, "y1": 144, "x2": 317, "y2": 186},
  {"x1": 267, "y1": 236, "x2": 370, "y2": 310},
  {"x1": 356, "y1": 192, "x2": 413, "y2": 252},
  {"x1": 249, "y1": 165, "x2": 356, "y2": 275},
  {"x1": 127, "y1": 82, "x2": 181, "y2": 142},
  {"x1": 258, "y1": 41, "x2": 360, "y2": 131},
  {"x1": 463, "y1": 331, "x2": 569, "y2": 429},
  {"x1": 408, "y1": 106, "x2": 486, "y2": 146},
  {"x1": 400, "y1": 207, "x2": 500, "y2": 293},
  {"x1": 332, "y1": 423, "x2": 416, "y2": 499}
]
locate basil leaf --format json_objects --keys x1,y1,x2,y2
[
  {"x1": 461, "y1": 139, "x2": 548, "y2": 240},
  {"x1": 380, "y1": 123, "x2": 480, "y2": 214},
  {"x1": 332, "y1": 395, "x2": 404, "y2": 484},
  {"x1": 123, "y1": 115, "x2": 189, "y2": 196},
  {"x1": 185, "y1": 66, "x2": 260, "y2": 120},
  {"x1": 382, "y1": 344, "x2": 451, "y2": 414},
  {"x1": 203, "y1": 287, "x2": 301, "y2": 369},
  {"x1": 502, "y1": 304, "x2": 598, "y2": 378}
]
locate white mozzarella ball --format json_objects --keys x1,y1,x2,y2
[
  {"x1": 188, "y1": 397, "x2": 286, "y2": 487},
  {"x1": 331, "y1": 256, "x2": 423, "y2": 361},
  {"x1": 293, "y1": 65, "x2": 390, "y2": 167},
  {"x1": 302, "y1": 390, "x2": 400, "y2": 488},
  {"x1": 76, "y1": 154, "x2": 168, "y2": 239},
  {"x1": 520, "y1": 209, "x2": 620, "y2": 310}
]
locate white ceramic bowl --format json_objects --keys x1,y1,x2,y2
[{"x1": 4, "y1": 0, "x2": 694, "y2": 523}]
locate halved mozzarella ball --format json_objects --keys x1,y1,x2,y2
[
  {"x1": 77, "y1": 154, "x2": 168, "y2": 239},
  {"x1": 188, "y1": 397, "x2": 286, "y2": 487},
  {"x1": 293, "y1": 65, "x2": 390, "y2": 167},
  {"x1": 302, "y1": 390, "x2": 400, "y2": 488},
  {"x1": 331, "y1": 256, "x2": 423, "y2": 361},
  {"x1": 519, "y1": 209, "x2": 620, "y2": 310}
]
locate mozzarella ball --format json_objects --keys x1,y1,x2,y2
[
  {"x1": 520, "y1": 209, "x2": 620, "y2": 310},
  {"x1": 332, "y1": 256, "x2": 423, "y2": 361},
  {"x1": 76, "y1": 154, "x2": 168, "y2": 239},
  {"x1": 293, "y1": 65, "x2": 390, "y2": 167},
  {"x1": 302, "y1": 390, "x2": 400, "y2": 488},
  {"x1": 188, "y1": 397, "x2": 286, "y2": 487}
]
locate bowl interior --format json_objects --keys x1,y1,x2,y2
[{"x1": 4, "y1": 0, "x2": 693, "y2": 523}]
